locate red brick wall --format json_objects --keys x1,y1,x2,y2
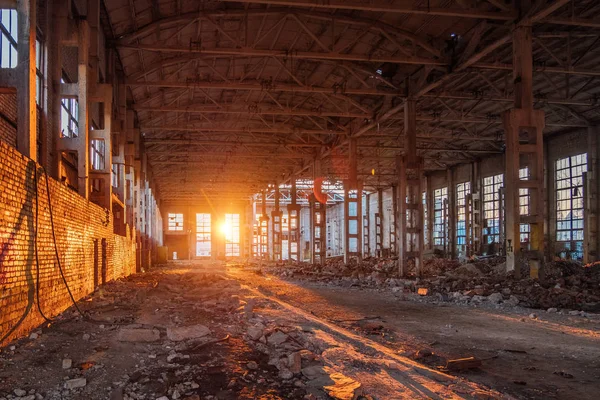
[
  {"x1": 0, "y1": 93, "x2": 17, "y2": 148},
  {"x1": 0, "y1": 141, "x2": 137, "y2": 345}
]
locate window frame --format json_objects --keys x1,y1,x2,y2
[{"x1": 168, "y1": 213, "x2": 184, "y2": 232}]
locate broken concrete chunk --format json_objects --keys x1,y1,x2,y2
[
  {"x1": 288, "y1": 352, "x2": 302, "y2": 374},
  {"x1": 504, "y1": 295, "x2": 520, "y2": 307},
  {"x1": 323, "y1": 372, "x2": 363, "y2": 400},
  {"x1": 487, "y1": 293, "x2": 503, "y2": 304},
  {"x1": 247, "y1": 323, "x2": 265, "y2": 341},
  {"x1": 14, "y1": 389, "x2": 27, "y2": 397},
  {"x1": 167, "y1": 324, "x2": 211, "y2": 342},
  {"x1": 62, "y1": 359, "x2": 72, "y2": 369},
  {"x1": 65, "y1": 377, "x2": 87, "y2": 389},
  {"x1": 267, "y1": 330, "x2": 288, "y2": 346},
  {"x1": 117, "y1": 328, "x2": 161, "y2": 342}
]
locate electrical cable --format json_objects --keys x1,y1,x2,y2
[
  {"x1": 39, "y1": 165, "x2": 85, "y2": 318},
  {"x1": 34, "y1": 165, "x2": 53, "y2": 323}
]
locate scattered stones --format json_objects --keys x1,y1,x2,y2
[
  {"x1": 487, "y1": 293, "x2": 503, "y2": 304},
  {"x1": 529, "y1": 313, "x2": 538, "y2": 319},
  {"x1": 267, "y1": 330, "x2": 288, "y2": 346},
  {"x1": 504, "y1": 295, "x2": 520, "y2": 307},
  {"x1": 547, "y1": 308, "x2": 558, "y2": 313},
  {"x1": 247, "y1": 323, "x2": 265, "y2": 341},
  {"x1": 62, "y1": 359, "x2": 72, "y2": 369},
  {"x1": 166, "y1": 324, "x2": 211, "y2": 342},
  {"x1": 247, "y1": 361, "x2": 259, "y2": 370},
  {"x1": 64, "y1": 377, "x2": 87, "y2": 389},
  {"x1": 288, "y1": 352, "x2": 302, "y2": 374},
  {"x1": 117, "y1": 328, "x2": 160, "y2": 342},
  {"x1": 14, "y1": 389, "x2": 27, "y2": 397}
]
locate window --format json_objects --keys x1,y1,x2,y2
[
  {"x1": 422, "y1": 192, "x2": 428, "y2": 247},
  {"x1": 0, "y1": 9, "x2": 18, "y2": 68},
  {"x1": 111, "y1": 164, "x2": 119, "y2": 188},
  {"x1": 556, "y1": 153, "x2": 587, "y2": 260},
  {"x1": 519, "y1": 168, "x2": 530, "y2": 244},
  {"x1": 60, "y1": 78, "x2": 79, "y2": 138},
  {"x1": 225, "y1": 213, "x2": 240, "y2": 257},
  {"x1": 168, "y1": 213, "x2": 184, "y2": 231},
  {"x1": 196, "y1": 213, "x2": 211, "y2": 257},
  {"x1": 456, "y1": 182, "x2": 471, "y2": 249},
  {"x1": 483, "y1": 174, "x2": 503, "y2": 244},
  {"x1": 36, "y1": 38, "x2": 44, "y2": 106},
  {"x1": 433, "y1": 187, "x2": 448, "y2": 247},
  {"x1": 90, "y1": 139, "x2": 105, "y2": 170}
]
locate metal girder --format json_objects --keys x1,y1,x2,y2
[
  {"x1": 135, "y1": 105, "x2": 370, "y2": 119},
  {"x1": 145, "y1": 139, "x2": 323, "y2": 147},
  {"x1": 218, "y1": 0, "x2": 517, "y2": 20},
  {"x1": 126, "y1": 80, "x2": 397, "y2": 96},
  {"x1": 143, "y1": 125, "x2": 347, "y2": 136},
  {"x1": 116, "y1": 9, "x2": 442, "y2": 57},
  {"x1": 118, "y1": 45, "x2": 446, "y2": 67}
]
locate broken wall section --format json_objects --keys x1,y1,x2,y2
[{"x1": 0, "y1": 141, "x2": 137, "y2": 345}]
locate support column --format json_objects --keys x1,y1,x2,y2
[
  {"x1": 398, "y1": 100, "x2": 424, "y2": 277},
  {"x1": 16, "y1": 0, "x2": 37, "y2": 160},
  {"x1": 447, "y1": 169, "x2": 456, "y2": 258},
  {"x1": 390, "y1": 184, "x2": 397, "y2": 255},
  {"x1": 287, "y1": 177, "x2": 301, "y2": 261},
  {"x1": 272, "y1": 184, "x2": 282, "y2": 261},
  {"x1": 76, "y1": 20, "x2": 90, "y2": 198},
  {"x1": 89, "y1": 85, "x2": 113, "y2": 211},
  {"x1": 344, "y1": 138, "x2": 362, "y2": 263},
  {"x1": 375, "y1": 188, "x2": 383, "y2": 257},
  {"x1": 309, "y1": 193, "x2": 326, "y2": 265},
  {"x1": 259, "y1": 191, "x2": 270, "y2": 259},
  {"x1": 586, "y1": 126, "x2": 600, "y2": 263},
  {"x1": 503, "y1": 24, "x2": 545, "y2": 278}
]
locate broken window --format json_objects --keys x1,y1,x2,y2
[
  {"x1": 422, "y1": 191, "x2": 428, "y2": 247},
  {"x1": 196, "y1": 213, "x2": 211, "y2": 257},
  {"x1": 483, "y1": 174, "x2": 503, "y2": 244},
  {"x1": 519, "y1": 167, "x2": 530, "y2": 244},
  {"x1": 456, "y1": 182, "x2": 471, "y2": 251},
  {"x1": 0, "y1": 9, "x2": 17, "y2": 68},
  {"x1": 433, "y1": 187, "x2": 448, "y2": 247},
  {"x1": 556, "y1": 153, "x2": 587, "y2": 260},
  {"x1": 168, "y1": 213, "x2": 184, "y2": 231},
  {"x1": 90, "y1": 139, "x2": 105, "y2": 170},
  {"x1": 60, "y1": 77, "x2": 79, "y2": 138},
  {"x1": 225, "y1": 213, "x2": 240, "y2": 257}
]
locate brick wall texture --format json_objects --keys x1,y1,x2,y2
[
  {"x1": 0, "y1": 140, "x2": 137, "y2": 345},
  {"x1": 0, "y1": 93, "x2": 17, "y2": 147}
]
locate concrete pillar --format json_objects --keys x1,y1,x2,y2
[
  {"x1": 259, "y1": 191, "x2": 269, "y2": 259},
  {"x1": 398, "y1": 100, "x2": 424, "y2": 276},
  {"x1": 503, "y1": 24, "x2": 545, "y2": 278},
  {"x1": 375, "y1": 188, "x2": 383, "y2": 257},
  {"x1": 344, "y1": 138, "x2": 362, "y2": 263},
  {"x1": 287, "y1": 177, "x2": 301, "y2": 261},
  {"x1": 272, "y1": 184, "x2": 282, "y2": 261},
  {"x1": 76, "y1": 20, "x2": 90, "y2": 198},
  {"x1": 16, "y1": 0, "x2": 37, "y2": 161},
  {"x1": 586, "y1": 126, "x2": 600, "y2": 262},
  {"x1": 447, "y1": 168, "x2": 456, "y2": 258}
]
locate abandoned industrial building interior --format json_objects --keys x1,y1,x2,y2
[{"x1": 1, "y1": 0, "x2": 600, "y2": 399}]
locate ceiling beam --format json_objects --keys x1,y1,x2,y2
[
  {"x1": 118, "y1": 45, "x2": 446, "y2": 66},
  {"x1": 218, "y1": 0, "x2": 516, "y2": 20},
  {"x1": 135, "y1": 105, "x2": 370, "y2": 118}
]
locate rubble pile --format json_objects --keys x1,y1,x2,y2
[
  {"x1": 258, "y1": 256, "x2": 600, "y2": 312},
  {"x1": 417, "y1": 259, "x2": 600, "y2": 311}
]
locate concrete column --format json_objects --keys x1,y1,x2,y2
[
  {"x1": 76, "y1": 20, "x2": 90, "y2": 198},
  {"x1": 344, "y1": 138, "x2": 362, "y2": 263},
  {"x1": 287, "y1": 177, "x2": 301, "y2": 261},
  {"x1": 398, "y1": 100, "x2": 423, "y2": 276},
  {"x1": 447, "y1": 168, "x2": 456, "y2": 258},
  {"x1": 272, "y1": 184, "x2": 282, "y2": 261},
  {"x1": 16, "y1": 0, "x2": 37, "y2": 160},
  {"x1": 259, "y1": 191, "x2": 269, "y2": 259},
  {"x1": 587, "y1": 126, "x2": 600, "y2": 262},
  {"x1": 503, "y1": 24, "x2": 545, "y2": 278}
]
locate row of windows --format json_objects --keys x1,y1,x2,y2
[{"x1": 168, "y1": 213, "x2": 241, "y2": 257}]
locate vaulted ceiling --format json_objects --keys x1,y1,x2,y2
[{"x1": 102, "y1": 0, "x2": 600, "y2": 202}]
